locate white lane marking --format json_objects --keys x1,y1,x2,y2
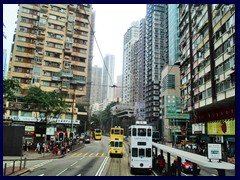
[
  {"x1": 77, "y1": 174, "x2": 81, "y2": 176},
  {"x1": 211, "y1": 174, "x2": 217, "y2": 176},
  {"x1": 29, "y1": 160, "x2": 54, "y2": 171},
  {"x1": 56, "y1": 168, "x2": 68, "y2": 176},
  {"x1": 70, "y1": 161, "x2": 78, "y2": 166},
  {"x1": 151, "y1": 170, "x2": 158, "y2": 176},
  {"x1": 95, "y1": 157, "x2": 109, "y2": 176},
  {"x1": 38, "y1": 174, "x2": 44, "y2": 176}
]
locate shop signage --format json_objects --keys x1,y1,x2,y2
[
  {"x1": 166, "y1": 113, "x2": 190, "y2": 119},
  {"x1": 192, "y1": 123, "x2": 205, "y2": 134},
  {"x1": 25, "y1": 125, "x2": 35, "y2": 131},
  {"x1": 207, "y1": 143, "x2": 222, "y2": 161},
  {"x1": 46, "y1": 127, "x2": 56, "y2": 135},
  {"x1": 12, "y1": 116, "x2": 80, "y2": 125}
]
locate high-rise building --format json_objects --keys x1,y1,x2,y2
[
  {"x1": 122, "y1": 21, "x2": 140, "y2": 105},
  {"x1": 5, "y1": 4, "x2": 94, "y2": 142},
  {"x1": 179, "y1": 4, "x2": 235, "y2": 152},
  {"x1": 90, "y1": 65, "x2": 102, "y2": 104},
  {"x1": 101, "y1": 54, "x2": 115, "y2": 105},
  {"x1": 3, "y1": 49, "x2": 8, "y2": 79},
  {"x1": 168, "y1": 4, "x2": 180, "y2": 65},
  {"x1": 145, "y1": 4, "x2": 168, "y2": 131},
  {"x1": 114, "y1": 75, "x2": 122, "y2": 102}
]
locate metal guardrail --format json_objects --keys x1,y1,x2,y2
[{"x1": 3, "y1": 157, "x2": 27, "y2": 176}]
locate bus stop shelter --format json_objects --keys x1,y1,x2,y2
[{"x1": 152, "y1": 142, "x2": 235, "y2": 176}]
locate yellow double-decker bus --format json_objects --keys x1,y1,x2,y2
[
  {"x1": 109, "y1": 126, "x2": 124, "y2": 158},
  {"x1": 94, "y1": 129, "x2": 102, "y2": 140}
]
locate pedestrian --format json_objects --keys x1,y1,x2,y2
[
  {"x1": 53, "y1": 145, "x2": 58, "y2": 155},
  {"x1": 159, "y1": 155, "x2": 166, "y2": 174},
  {"x1": 36, "y1": 142, "x2": 41, "y2": 153},
  {"x1": 171, "y1": 162, "x2": 177, "y2": 176}
]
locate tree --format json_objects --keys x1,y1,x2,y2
[
  {"x1": 3, "y1": 79, "x2": 21, "y2": 101},
  {"x1": 23, "y1": 86, "x2": 69, "y2": 124},
  {"x1": 100, "y1": 102, "x2": 119, "y2": 133}
]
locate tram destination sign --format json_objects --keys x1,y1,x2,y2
[{"x1": 166, "y1": 113, "x2": 190, "y2": 119}]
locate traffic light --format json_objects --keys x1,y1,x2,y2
[
  {"x1": 70, "y1": 132, "x2": 73, "y2": 141},
  {"x1": 58, "y1": 132, "x2": 64, "y2": 141}
]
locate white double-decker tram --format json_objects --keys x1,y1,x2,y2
[{"x1": 127, "y1": 121, "x2": 152, "y2": 174}]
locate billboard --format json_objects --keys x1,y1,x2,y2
[{"x1": 207, "y1": 119, "x2": 235, "y2": 135}]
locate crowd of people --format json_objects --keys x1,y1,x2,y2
[{"x1": 23, "y1": 141, "x2": 73, "y2": 156}]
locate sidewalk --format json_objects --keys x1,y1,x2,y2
[{"x1": 3, "y1": 142, "x2": 85, "y2": 176}]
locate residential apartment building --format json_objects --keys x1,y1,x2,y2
[
  {"x1": 5, "y1": 4, "x2": 94, "y2": 142},
  {"x1": 122, "y1": 21, "x2": 140, "y2": 105},
  {"x1": 145, "y1": 4, "x2": 168, "y2": 131},
  {"x1": 168, "y1": 4, "x2": 180, "y2": 65},
  {"x1": 179, "y1": 4, "x2": 235, "y2": 154}
]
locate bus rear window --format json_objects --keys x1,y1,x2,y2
[
  {"x1": 146, "y1": 148, "x2": 151, "y2": 157},
  {"x1": 139, "y1": 148, "x2": 144, "y2": 157}
]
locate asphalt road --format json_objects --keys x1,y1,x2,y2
[{"x1": 19, "y1": 136, "x2": 235, "y2": 176}]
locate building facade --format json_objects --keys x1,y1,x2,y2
[
  {"x1": 168, "y1": 4, "x2": 180, "y2": 65},
  {"x1": 5, "y1": 4, "x2": 94, "y2": 142},
  {"x1": 179, "y1": 4, "x2": 235, "y2": 154},
  {"x1": 90, "y1": 65, "x2": 102, "y2": 104},
  {"x1": 145, "y1": 4, "x2": 168, "y2": 131},
  {"x1": 122, "y1": 21, "x2": 140, "y2": 105},
  {"x1": 3, "y1": 49, "x2": 8, "y2": 79}
]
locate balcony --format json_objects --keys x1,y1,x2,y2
[
  {"x1": 40, "y1": 4, "x2": 48, "y2": 13},
  {"x1": 61, "y1": 69, "x2": 73, "y2": 78}
]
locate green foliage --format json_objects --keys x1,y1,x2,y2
[
  {"x1": 3, "y1": 79, "x2": 21, "y2": 101},
  {"x1": 23, "y1": 86, "x2": 69, "y2": 122}
]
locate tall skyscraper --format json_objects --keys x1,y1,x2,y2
[
  {"x1": 122, "y1": 21, "x2": 140, "y2": 105},
  {"x1": 5, "y1": 4, "x2": 94, "y2": 141},
  {"x1": 168, "y1": 4, "x2": 180, "y2": 65},
  {"x1": 102, "y1": 54, "x2": 115, "y2": 104},
  {"x1": 90, "y1": 65, "x2": 102, "y2": 104},
  {"x1": 145, "y1": 4, "x2": 168, "y2": 131}
]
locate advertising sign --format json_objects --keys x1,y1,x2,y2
[
  {"x1": 46, "y1": 127, "x2": 56, "y2": 135},
  {"x1": 207, "y1": 143, "x2": 222, "y2": 160},
  {"x1": 207, "y1": 119, "x2": 235, "y2": 135}
]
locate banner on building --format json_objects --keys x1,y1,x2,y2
[{"x1": 207, "y1": 119, "x2": 235, "y2": 135}]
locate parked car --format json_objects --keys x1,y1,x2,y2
[
  {"x1": 84, "y1": 136, "x2": 90, "y2": 143},
  {"x1": 174, "y1": 158, "x2": 200, "y2": 174}
]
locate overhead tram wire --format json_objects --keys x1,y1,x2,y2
[{"x1": 83, "y1": 5, "x2": 114, "y2": 86}]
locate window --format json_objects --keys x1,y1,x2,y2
[
  {"x1": 33, "y1": 67, "x2": 41, "y2": 76},
  {"x1": 17, "y1": 46, "x2": 25, "y2": 52},
  {"x1": 65, "y1": 114, "x2": 72, "y2": 120},
  {"x1": 43, "y1": 71, "x2": 51, "y2": 77},
  {"x1": 139, "y1": 148, "x2": 145, "y2": 157},
  {"x1": 132, "y1": 148, "x2": 138, "y2": 157},
  {"x1": 147, "y1": 128, "x2": 151, "y2": 136},
  {"x1": 21, "y1": 111, "x2": 32, "y2": 117},
  {"x1": 10, "y1": 110, "x2": 18, "y2": 116},
  {"x1": 20, "y1": 27, "x2": 27, "y2": 32},
  {"x1": 138, "y1": 128, "x2": 146, "y2": 136},
  {"x1": 49, "y1": 14, "x2": 57, "y2": 20},
  {"x1": 42, "y1": 81, "x2": 50, "y2": 86},
  {"x1": 133, "y1": 128, "x2": 136, "y2": 136},
  {"x1": 18, "y1": 36, "x2": 27, "y2": 42}
]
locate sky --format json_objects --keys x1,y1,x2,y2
[{"x1": 3, "y1": 4, "x2": 146, "y2": 83}]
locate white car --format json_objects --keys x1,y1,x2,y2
[{"x1": 185, "y1": 143, "x2": 197, "y2": 150}]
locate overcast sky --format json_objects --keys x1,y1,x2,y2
[{"x1": 3, "y1": 4, "x2": 146, "y2": 83}]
